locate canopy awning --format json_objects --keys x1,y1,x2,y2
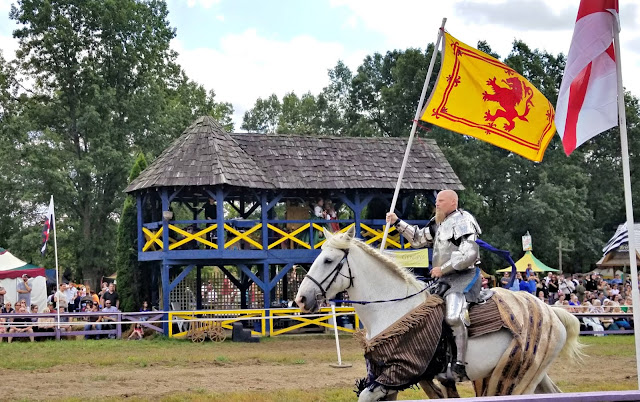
[
  {"x1": 496, "y1": 251, "x2": 559, "y2": 273},
  {"x1": 0, "y1": 248, "x2": 45, "y2": 279}
]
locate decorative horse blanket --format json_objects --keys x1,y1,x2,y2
[
  {"x1": 481, "y1": 288, "x2": 561, "y2": 396},
  {"x1": 355, "y1": 295, "x2": 444, "y2": 389},
  {"x1": 356, "y1": 288, "x2": 560, "y2": 394}
]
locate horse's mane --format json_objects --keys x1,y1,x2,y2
[{"x1": 322, "y1": 232, "x2": 423, "y2": 290}]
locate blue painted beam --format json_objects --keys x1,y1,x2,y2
[
  {"x1": 238, "y1": 264, "x2": 265, "y2": 289},
  {"x1": 168, "y1": 264, "x2": 195, "y2": 293},
  {"x1": 161, "y1": 263, "x2": 170, "y2": 334},
  {"x1": 269, "y1": 263, "x2": 294, "y2": 289}
]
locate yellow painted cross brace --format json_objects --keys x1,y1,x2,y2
[
  {"x1": 224, "y1": 223, "x2": 263, "y2": 249},
  {"x1": 312, "y1": 223, "x2": 356, "y2": 249},
  {"x1": 360, "y1": 223, "x2": 404, "y2": 249},
  {"x1": 267, "y1": 223, "x2": 312, "y2": 249},
  {"x1": 269, "y1": 310, "x2": 356, "y2": 336},
  {"x1": 142, "y1": 227, "x2": 163, "y2": 251},
  {"x1": 169, "y1": 224, "x2": 218, "y2": 250}
]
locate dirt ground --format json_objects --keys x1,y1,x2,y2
[{"x1": 1, "y1": 335, "x2": 637, "y2": 401}]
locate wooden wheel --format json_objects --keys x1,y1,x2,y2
[
  {"x1": 208, "y1": 326, "x2": 226, "y2": 342},
  {"x1": 192, "y1": 330, "x2": 206, "y2": 343}
]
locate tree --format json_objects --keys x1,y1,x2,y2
[
  {"x1": 116, "y1": 153, "x2": 147, "y2": 312},
  {"x1": 5, "y1": 0, "x2": 233, "y2": 281},
  {"x1": 241, "y1": 94, "x2": 281, "y2": 133}
]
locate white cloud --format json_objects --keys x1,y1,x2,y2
[
  {"x1": 330, "y1": 0, "x2": 640, "y2": 100},
  {"x1": 186, "y1": 0, "x2": 221, "y2": 8},
  {"x1": 215, "y1": 14, "x2": 224, "y2": 22},
  {"x1": 172, "y1": 29, "x2": 361, "y2": 129}
]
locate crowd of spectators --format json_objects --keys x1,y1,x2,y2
[
  {"x1": 498, "y1": 264, "x2": 634, "y2": 334},
  {"x1": 0, "y1": 281, "x2": 148, "y2": 342}
]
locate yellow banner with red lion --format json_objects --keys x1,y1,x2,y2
[{"x1": 421, "y1": 32, "x2": 556, "y2": 162}]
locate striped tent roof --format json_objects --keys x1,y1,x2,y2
[
  {"x1": 0, "y1": 248, "x2": 45, "y2": 279},
  {"x1": 125, "y1": 116, "x2": 463, "y2": 192}
]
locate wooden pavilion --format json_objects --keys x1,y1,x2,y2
[{"x1": 125, "y1": 116, "x2": 463, "y2": 333}]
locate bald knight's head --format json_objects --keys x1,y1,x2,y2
[{"x1": 435, "y1": 190, "x2": 458, "y2": 224}]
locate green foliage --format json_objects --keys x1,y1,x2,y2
[
  {"x1": 116, "y1": 153, "x2": 147, "y2": 312},
  {"x1": 241, "y1": 38, "x2": 640, "y2": 274},
  {"x1": 0, "y1": 0, "x2": 233, "y2": 281}
]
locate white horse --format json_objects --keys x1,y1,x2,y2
[{"x1": 295, "y1": 227, "x2": 584, "y2": 401}]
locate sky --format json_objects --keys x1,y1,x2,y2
[{"x1": 0, "y1": 0, "x2": 639, "y2": 129}]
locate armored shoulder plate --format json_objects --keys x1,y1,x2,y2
[{"x1": 443, "y1": 210, "x2": 481, "y2": 240}]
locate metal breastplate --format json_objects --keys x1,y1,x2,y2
[{"x1": 432, "y1": 210, "x2": 480, "y2": 268}]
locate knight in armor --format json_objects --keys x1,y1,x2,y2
[{"x1": 386, "y1": 190, "x2": 481, "y2": 382}]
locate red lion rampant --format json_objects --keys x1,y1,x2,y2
[{"x1": 482, "y1": 77, "x2": 534, "y2": 132}]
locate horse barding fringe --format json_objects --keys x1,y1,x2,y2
[
  {"x1": 482, "y1": 288, "x2": 562, "y2": 396},
  {"x1": 354, "y1": 294, "x2": 445, "y2": 391},
  {"x1": 353, "y1": 288, "x2": 561, "y2": 396}
]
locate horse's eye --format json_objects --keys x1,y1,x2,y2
[{"x1": 324, "y1": 258, "x2": 333, "y2": 264}]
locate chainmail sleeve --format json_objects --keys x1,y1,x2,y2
[{"x1": 395, "y1": 220, "x2": 434, "y2": 248}]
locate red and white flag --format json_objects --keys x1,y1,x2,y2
[
  {"x1": 41, "y1": 196, "x2": 55, "y2": 256},
  {"x1": 555, "y1": 0, "x2": 619, "y2": 155}
]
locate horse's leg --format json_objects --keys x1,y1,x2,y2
[
  {"x1": 439, "y1": 379, "x2": 460, "y2": 398},
  {"x1": 419, "y1": 379, "x2": 445, "y2": 399},
  {"x1": 534, "y1": 374, "x2": 562, "y2": 394},
  {"x1": 472, "y1": 379, "x2": 485, "y2": 396}
]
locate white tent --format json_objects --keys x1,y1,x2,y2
[{"x1": 0, "y1": 248, "x2": 47, "y2": 311}]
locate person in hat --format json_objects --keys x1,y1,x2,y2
[{"x1": 17, "y1": 274, "x2": 32, "y2": 310}]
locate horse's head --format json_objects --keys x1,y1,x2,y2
[{"x1": 295, "y1": 225, "x2": 356, "y2": 313}]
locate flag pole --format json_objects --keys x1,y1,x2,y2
[
  {"x1": 613, "y1": 22, "x2": 640, "y2": 390},
  {"x1": 51, "y1": 195, "x2": 61, "y2": 331},
  {"x1": 380, "y1": 18, "x2": 447, "y2": 251}
]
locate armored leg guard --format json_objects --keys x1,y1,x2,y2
[{"x1": 444, "y1": 292, "x2": 470, "y2": 382}]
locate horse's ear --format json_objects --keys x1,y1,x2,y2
[
  {"x1": 323, "y1": 227, "x2": 333, "y2": 240},
  {"x1": 345, "y1": 225, "x2": 356, "y2": 240}
]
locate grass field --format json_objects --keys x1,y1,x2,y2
[{"x1": 0, "y1": 334, "x2": 637, "y2": 401}]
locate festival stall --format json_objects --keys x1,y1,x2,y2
[
  {"x1": 496, "y1": 251, "x2": 559, "y2": 273},
  {"x1": 0, "y1": 248, "x2": 47, "y2": 310}
]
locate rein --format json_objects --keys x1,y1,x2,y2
[
  {"x1": 305, "y1": 246, "x2": 431, "y2": 305},
  {"x1": 329, "y1": 285, "x2": 430, "y2": 305}
]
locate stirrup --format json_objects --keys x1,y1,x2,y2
[{"x1": 452, "y1": 361, "x2": 469, "y2": 382}]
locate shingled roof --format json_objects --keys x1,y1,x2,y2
[{"x1": 125, "y1": 116, "x2": 463, "y2": 192}]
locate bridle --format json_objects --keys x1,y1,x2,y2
[{"x1": 304, "y1": 248, "x2": 354, "y2": 300}]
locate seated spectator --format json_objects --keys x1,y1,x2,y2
[
  {"x1": 127, "y1": 322, "x2": 144, "y2": 340},
  {"x1": 57, "y1": 306, "x2": 72, "y2": 332},
  {"x1": 581, "y1": 303, "x2": 605, "y2": 336},
  {"x1": 36, "y1": 307, "x2": 56, "y2": 338},
  {"x1": 537, "y1": 291, "x2": 547, "y2": 304},
  {"x1": 2, "y1": 301, "x2": 15, "y2": 315},
  {"x1": 554, "y1": 293, "x2": 567, "y2": 306},
  {"x1": 0, "y1": 317, "x2": 7, "y2": 342},
  {"x1": 84, "y1": 303, "x2": 100, "y2": 340},
  {"x1": 97, "y1": 300, "x2": 120, "y2": 339},
  {"x1": 611, "y1": 303, "x2": 632, "y2": 331},
  {"x1": 139, "y1": 300, "x2": 151, "y2": 321},
  {"x1": 47, "y1": 301, "x2": 57, "y2": 313},
  {"x1": 8, "y1": 305, "x2": 34, "y2": 343},
  {"x1": 568, "y1": 294, "x2": 581, "y2": 306}
]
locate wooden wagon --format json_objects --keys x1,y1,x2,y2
[{"x1": 187, "y1": 319, "x2": 226, "y2": 343}]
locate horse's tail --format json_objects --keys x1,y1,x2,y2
[{"x1": 551, "y1": 306, "x2": 586, "y2": 364}]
